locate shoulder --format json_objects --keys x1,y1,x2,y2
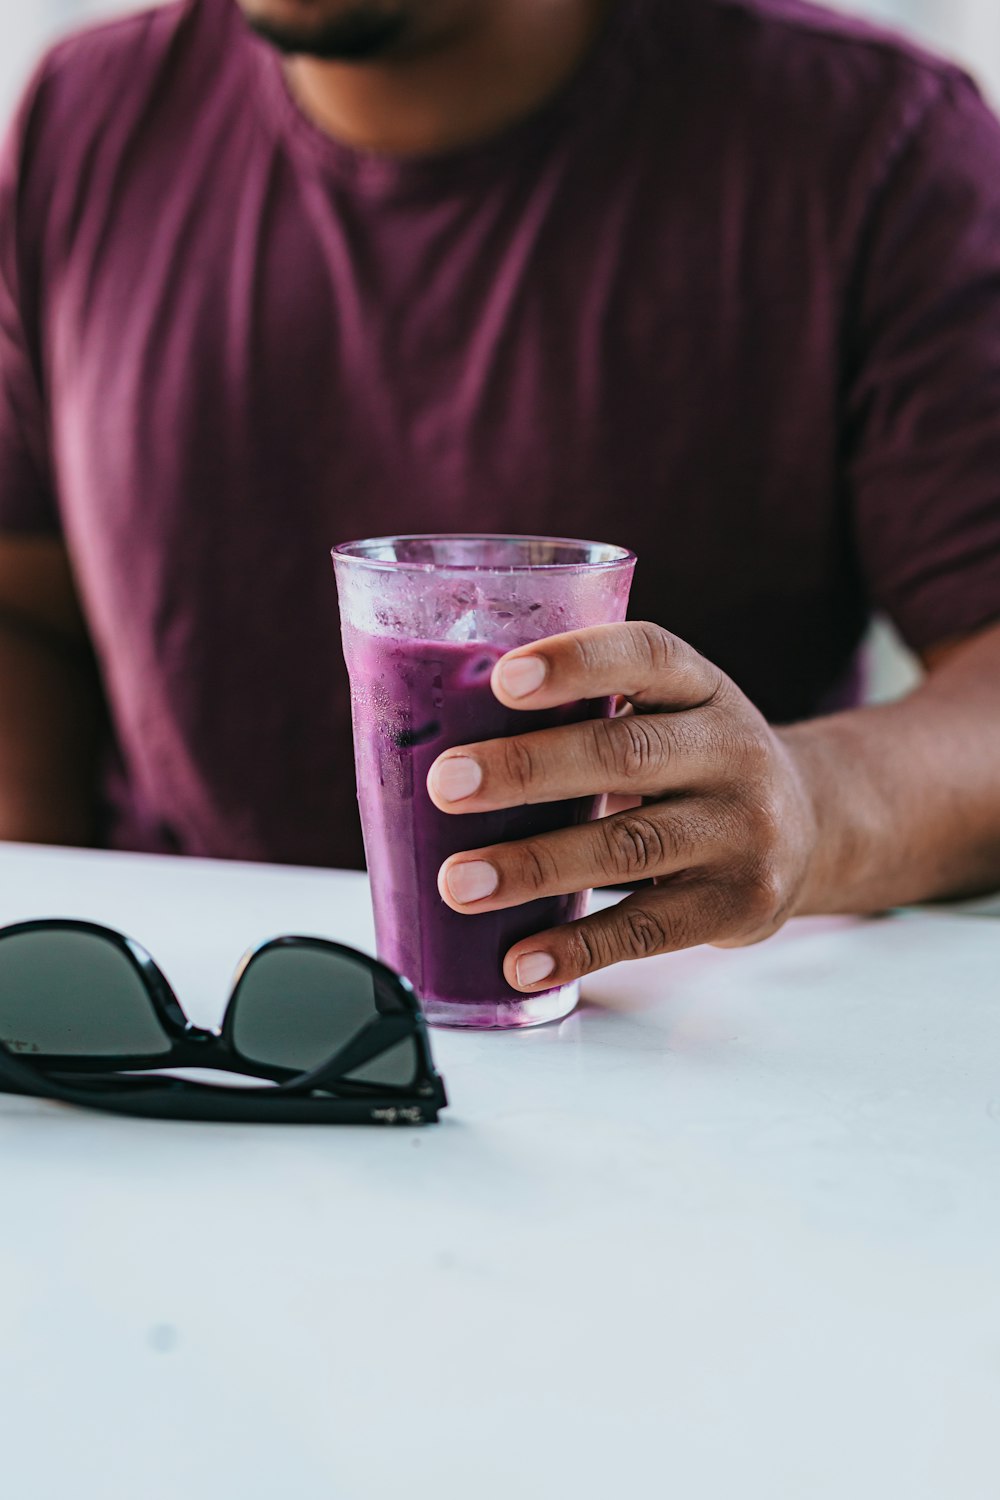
[
  {"x1": 19, "y1": 1, "x2": 192, "y2": 124},
  {"x1": 643, "y1": 0, "x2": 960, "y2": 81},
  {"x1": 4, "y1": 0, "x2": 241, "y2": 183},
  {"x1": 13, "y1": 0, "x2": 231, "y2": 146},
  {"x1": 627, "y1": 0, "x2": 996, "y2": 221},
  {"x1": 633, "y1": 0, "x2": 980, "y2": 147},
  {"x1": 38, "y1": 0, "x2": 191, "y2": 70},
  {"x1": 2, "y1": 0, "x2": 242, "y2": 274}
]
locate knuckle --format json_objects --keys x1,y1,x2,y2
[
  {"x1": 628, "y1": 621, "x2": 726, "y2": 707},
  {"x1": 737, "y1": 724, "x2": 774, "y2": 777},
  {"x1": 592, "y1": 714, "x2": 669, "y2": 784},
  {"x1": 562, "y1": 896, "x2": 697, "y2": 975},
  {"x1": 615, "y1": 716, "x2": 668, "y2": 781},
  {"x1": 564, "y1": 922, "x2": 601, "y2": 976},
  {"x1": 500, "y1": 735, "x2": 536, "y2": 799},
  {"x1": 738, "y1": 860, "x2": 785, "y2": 927},
  {"x1": 566, "y1": 629, "x2": 608, "y2": 678},
  {"x1": 515, "y1": 838, "x2": 559, "y2": 895},
  {"x1": 743, "y1": 792, "x2": 783, "y2": 850},
  {"x1": 589, "y1": 717, "x2": 626, "y2": 780},
  {"x1": 712, "y1": 795, "x2": 749, "y2": 853},
  {"x1": 700, "y1": 880, "x2": 744, "y2": 935},
  {"x1": 601, "y1": 812, "x2": 674, "y2": 879},
  {"x1": 630, "y1": 621, "x2": 677, "y2": 675},
  {"x1": 704, "y1": 711, "x2": 755, "y2": 774},
  {"x1": 618, "y1": 903, "x2": 674, "y2": 959}
]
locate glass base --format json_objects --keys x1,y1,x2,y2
[{"x1": 422, "y1": 982, "x2": 580, "y2": 1031}]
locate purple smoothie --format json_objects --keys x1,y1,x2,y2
[{"x1": 348, "y1": 632, "x2": 605, "y2": 1021}]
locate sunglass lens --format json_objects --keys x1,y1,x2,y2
[
  {"x1": 0, "y1": 929, "x2": 171, "y2": 1059},
  {"x1": 230, "y1": 946, "x2": 419, "y2": 1088}
]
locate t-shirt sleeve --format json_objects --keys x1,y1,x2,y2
[
  {"x1": 846, "y1": 70, "x2": 1000, "y2": 653},
  {"x1": 0, "y1": 69, "x2": 60, "y2": 536}
]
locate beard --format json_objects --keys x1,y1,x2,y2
[{"x1": 240, "y1": 1, "x2": 413, "y2": 61}]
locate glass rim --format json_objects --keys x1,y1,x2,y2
[{"x1": 331, "y1": 532, "x2": 636, "y2": 575}]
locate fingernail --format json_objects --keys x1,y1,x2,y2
[
  {"x1": 515, "y1": 951, "x2": 556, "y2": 988},
  {"x1": 445, "y1": 860, "x2": 498, "y2": 905},
  {"x1": 430, "y1": 756, "x2": 482, "y2": 803},
  {"x1": 497, "y1": 655, "x2": 546, "y2": 699}
]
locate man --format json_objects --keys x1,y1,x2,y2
[{"x1": 1, "y1": 0, "x2": 999, "y2": 996}]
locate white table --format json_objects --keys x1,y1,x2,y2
[{"x1": 0, "y1": 842, "x2": 998, "y2": 1499}]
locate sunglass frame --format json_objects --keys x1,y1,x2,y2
[{"x1": 0, "y1": 919, "x2": 447, "y2": 1124}]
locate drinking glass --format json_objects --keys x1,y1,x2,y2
[{"x1": 333, "y1": 534, "x2": 635, "y2": 1029}]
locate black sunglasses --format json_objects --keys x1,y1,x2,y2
[{"x1": 0, "y1": 920, "x2": 447, "y2": 1124}]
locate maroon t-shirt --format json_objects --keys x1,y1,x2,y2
[{"x1": 2, "y1": 0, "x2": 1000, "y2": 868}]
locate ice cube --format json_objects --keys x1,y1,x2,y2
[{"x1": 442, "y1": 609, "x2": 481, "y2": 642}]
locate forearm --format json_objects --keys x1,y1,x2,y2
[
  {"x1": 0, "y1": 612, "x2": 103, "y2": 846},
  {"x1": 781, "y1": 623, "x2": 1000, "y2": 913}
]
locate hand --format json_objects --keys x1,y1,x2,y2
[{"x1": 426, "y1": 622, "x2": 821, "y2": 992}]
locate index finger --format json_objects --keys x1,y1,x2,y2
[{"x1": 491, "y1": 622, "x2": 726, "y2": 714}]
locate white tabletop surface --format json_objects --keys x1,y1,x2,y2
[{"x1": 0, "y1": 841, "x2": 998, "y2": 1499}]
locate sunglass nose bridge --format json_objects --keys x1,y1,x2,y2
[{"x1": 183, "y1": 1024, "x2": 220, "y2": 1045}]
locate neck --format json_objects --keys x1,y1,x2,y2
[{"x1": 284, "y1": 0, "x2": 612, "y2": 156}]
